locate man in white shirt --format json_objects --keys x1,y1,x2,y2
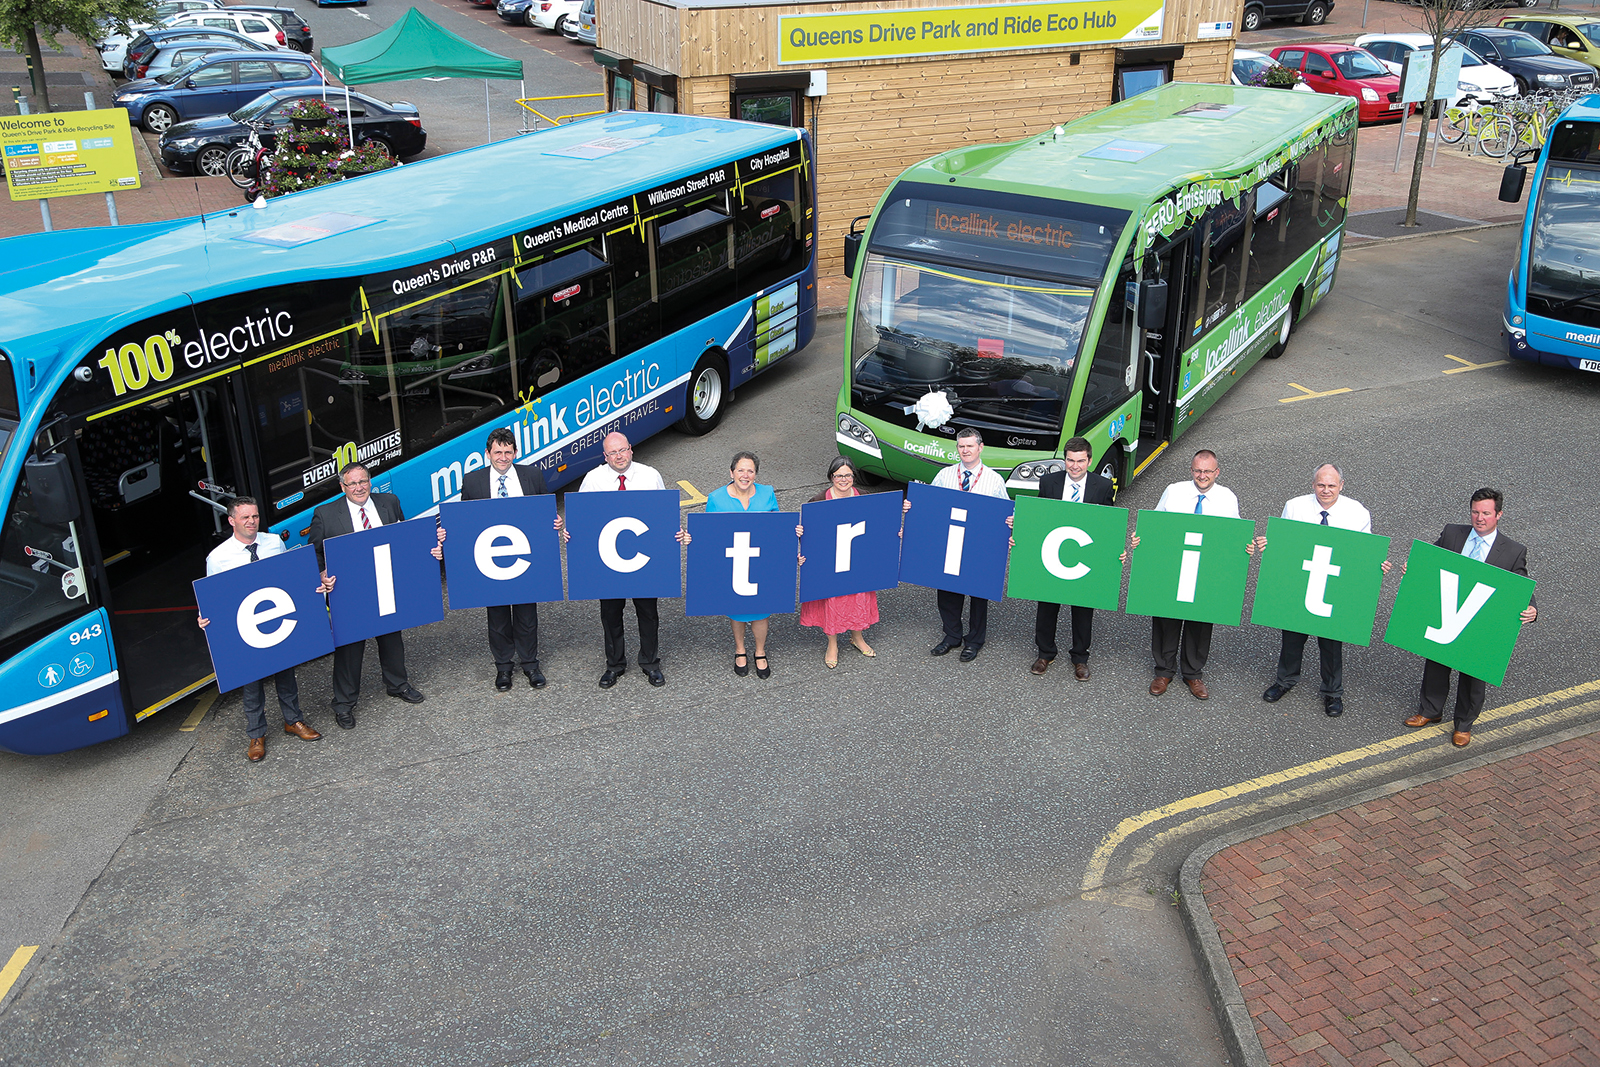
[
  {"x1": 1141, "y1": 449, "x2": 1246, "y2": 700},
  {"x1": 198, "y1": 497, "x2": 326, "y2": 762},
  {"x1": 911, "y1": 427, "x2": 1010, "y2": 662},
  {"x1": 578, "y1": 431, "x2": 689, "y2": 689},
  {"x1": 1262, "y1": 464, "x2": 1380, "y2": 718}
]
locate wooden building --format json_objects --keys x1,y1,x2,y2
[{"x1": 593, "y1": 0, "x2": 1243, "y2": 273}]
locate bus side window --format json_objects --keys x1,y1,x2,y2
[
  {"x1": 1190, "y1": 202, "x2": 1249, "y2": 337},
  {"x1": 512, "y1": 243, "x2": 615, "y2": 402},
  {"x1": 1244, "y1": 173, "x2": 1293, "y2": 306},
  {"x1": 653, "y1": 196, "x2": 734, "y2": 336},
  {"x1": 607, "y1": 223, "x2": 658, "y2": 357},
  {"x1": 0, "y1": 469, "x2": 87, "y2": 648},
  {"x1": 1077, "y1": 258, "x2": 1137, "y2": 434},
  {"x1": 734, "y1": 169, "x2": 807, "y2": 297},
  {"x1": 384, "y1": 276, "x2": 511, "y2": 456}
]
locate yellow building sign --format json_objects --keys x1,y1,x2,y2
[
  {"x1": 1, "y1": 109, "x2": 141, "y2": 202},
  {"x1": 778, "y1": 0, "x2": 1166, "y2": 64}
]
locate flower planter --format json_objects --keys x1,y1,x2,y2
[{"x1": 291, "y1": 116, "x2": 323, "y2": 131}]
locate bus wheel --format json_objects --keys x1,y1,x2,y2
[
  {"x1": 1097, "y1": 447, "x2": 1125, "y2": 500},
  {"x1": 676, "y1": 351, "x2": 728, "y2": 435},
  {"x1": 1264, "y1": 299, "x2": 1298, "y2": 359}
]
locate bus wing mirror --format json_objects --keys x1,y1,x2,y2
[
  {"x1": 843, "y1": 214, "x2": 871, "y2": 279},
  {"x1": 1138, "y1": 280, "x2": 1168, "y2": 330},
  {"x1": 1498, "y1": 163, "x2": 1526, "y2": 204},
  {"x1": 25, "y1": 454, "x2": 81, "y2": 525}
]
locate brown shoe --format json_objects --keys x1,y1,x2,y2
[
  {"x1": 1149, "y1": 676, "x2": 1170, "y2": 696},
  {"x1": 284, "y1": 721, "x2": 322, "y2": 742},
  {"x1": 1031, "y1": 658, "x2": 1051, "y2": 676},
  {"x1": 1452, "y1": 731, "x2": 1471, "y2": 748},
  {"x1": 1186, "y1": 678, "x2": 1210, "y2": 700},
  {"x1": 247, "y1": 737, "x2": 266, "y2": 762},
  {"x1": 1074, "y1": 663, "x2": 1090, "y2": 681},
  {"x1": 1405, "y1": 714, "x2": 1444, "y2": 728}
]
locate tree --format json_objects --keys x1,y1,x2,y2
[
  {"x1": 1403, "y1": 0, "x2": 1495, "y2": 227},
  {"x1": 0, "y1": 0, "x2": 155, "y2": 111}
]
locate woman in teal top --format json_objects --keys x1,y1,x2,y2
[{"x1": 706, "y1": 451, "x2": 780, "y2": 679}]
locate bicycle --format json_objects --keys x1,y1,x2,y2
[
  {"x1": 226, "y1": 119, "x2": 274, "y2": 198},
  {"x1": 1439, "y1": 96, "x2": 1496, "y2": 146}
]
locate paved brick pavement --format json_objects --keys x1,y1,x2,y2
[{"x1": 1193, "y1": 727, "x2": 1600, "y2": 1067}]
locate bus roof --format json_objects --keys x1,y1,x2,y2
[
  {"x1": 0, "y1": 111, "x2": 802, "y2": 407},
  {"x1": 896, "y1": 82, "x2": 1353, "y2": 210}
]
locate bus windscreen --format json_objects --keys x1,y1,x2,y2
[{"x1": 1529, "y1": 161, "x2": 1600, "y2": 327}]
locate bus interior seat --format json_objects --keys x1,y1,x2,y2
[{"x1": 78, "y1": 408, "x2": 167, "y2": 510}]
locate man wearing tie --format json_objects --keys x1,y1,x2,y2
[
  {"x1": 308, "y1": 462, "x2": 442, "y2": 728},
  {"x1": 1262, "y1": 464, "x2": 1383, "y2": 718},
  {"x1": 459, "y1": 427, "x2": 560, "y2": 692},
  {"x1": 1139, "y1": 449, "x2": 1246, "y2": 700},
  {"x1": 1031, "y1": 437, "x2": 1115, "y2": 680},
  {"x1": 912, "y1": 427, "x2": 1010, "y2": 662},
  {"x1": 1404, "y1": 488, "x2": 1537, "y2": 748},
  {"x1": 198, "y1": 497, "x2": 326, "y2": 762},
  {"x1": 578, "y1": 431, "x2": 689, "y2": 689}
]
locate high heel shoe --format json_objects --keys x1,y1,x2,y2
[
  {"x1": 754, "y1": 655, "x2": 771, "y2": 679},
  {"x1": 733, "y1": 653, "x2": 749, "y2": 677}
]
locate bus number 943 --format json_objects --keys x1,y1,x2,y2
[
  {"x1": 96, "y1": 334, "x2": 176, "y2": 397},
  {"x1": 68, "y1": 622, "x2": 104, "y2": 646}
]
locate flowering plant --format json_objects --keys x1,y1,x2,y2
[
  {"x1": 287, "y1": 97, "x2": 340, "y2": 122},
  {"x1": 1250, "y1": 65, "x2": 1303, "y2": 89}
]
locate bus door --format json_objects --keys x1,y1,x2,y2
[
  {"x1": 77, "y1": 379, "x2": 247, "y2": 720},
  {"x1": 1135, "y1": 236, "x2": 1191, "y2": 467}
]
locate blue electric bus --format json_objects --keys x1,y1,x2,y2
[
  {"x1": 0, "y1": 111, "x2": 815, "y2": 755},
  {"x1": 1502, "y1": 95, "x2": 1600, "y2": 370}
]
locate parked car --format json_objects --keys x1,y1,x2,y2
[
  {"x1": 465, "y1": 0, "x2": 499, "y2": 8},
  {"x1": 159, "y1": 87, "x2": 425, "y2": 175},
  {"x1": 162, "y1": 9, "x2": 287, "y2": 48},
  {"x1": 531, "y1": 0, "x2": 581, "y2": 33},
  {"x1": 1353, "y1": 33, "x2": 1520, "y2": 107},
  {"x1": 1240, "y1": 0, "x2": 1333, "y2": 34},
  {"x1": 1457, "y1": 27, "x2": 1598, "y2": 94},
  {"x1": 1268, "y1": 44, "x2": 1406, "y2": 123},
  {"x1": 227, "y1": 5, "x2": 314, "y2": 52},
  {"x1": 113, "y1": 51, "x2": 324, "y2": 132},
  {"x1": 314, "y1": 0, "x2": 365, "y2": 9},
  {"x1": 123, "y1": 27, "x2": 273, "y2": 79},
  {"x1": 561, "y1": 0, "x2": 595, "y2": 45},
  {"x1": 1231, "y1": 48, "x2": 1317, "y2": 91},
  {"x1": 1496, "y1": 14, "x2": 1600, "y2": 71},
  {"x1": 495, "y1": 0, "x2": 537, "y2": 24},
  {"x1": 95, "y1": 1, "x2": 225, "y2": 72}
]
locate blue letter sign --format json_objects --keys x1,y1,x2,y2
[
  {"x1": 563, "y1": 489, "x2": 683, "y2": 601},
  {"x1": 323, "y1": 519, "x2": 446, "y2": 646},
  {"x1": 193, "y1": 547, "x2": 334, "y2": 691},
  {"x1": 798, "y1": 491, "x2": 903, "y2": 603},
  {"x1": 898, "y1": 481, "x2": 1013, "y2": 601},
  {"x1": 439, "y1": 496, "x2": 563, "y2": 610},
  {"x1": 685, "y1": 510, "x2": 798, "y2": 617}
]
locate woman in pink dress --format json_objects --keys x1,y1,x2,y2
[{"x1": 797, "y1": 456, "x2": 880, "y2": 668}]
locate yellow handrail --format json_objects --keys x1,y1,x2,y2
[{"x1": 516, "y1": 93, "x2": 606, "y2": 128}]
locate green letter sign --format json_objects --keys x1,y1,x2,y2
[
  {"x1": 1005, "y1": 497, "x2": 1129, "y2": 610},
  {"x1": 1124, "y1": 510, "x2": 1255, "y2": 625},
  {"x1": 1249, "y1": 517, "x2": 1389, "y2": 646},
  {"x1": 1381, "y1": 540, "x2": 1536, "y2": 686}
]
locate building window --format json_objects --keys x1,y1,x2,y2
[
  {"x1": 730, "y1": 73, "x2": 810, "y2": 128},
  {"x1": 608, "y1": 71, "x2": 634, "y2": 111},
  {"x1": 1114, "y1": 64, "x2": 1170, "y2": 101},
  {"x1": 651, "y1": 88, "x2": 676, "y2": 113}
]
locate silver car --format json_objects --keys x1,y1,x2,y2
[{"x1": 562, "y1": 0, "x2": 596, "y2": 45}]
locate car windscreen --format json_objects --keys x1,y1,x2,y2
[
  {"x1": 1423, "y1": 43, "x2": 1486, "y2": 67},
  {"x1": 155, "y1": 56, "x2": 208, "y2": 83},
  {"x1": 229, "y1": 92, "x2": 283, "y2": 122},
  {"x1": 1334, "y1": 51, "x2": 1389, "y2": 78},
  {"x1": 1235, "y1": 57, "x2": 1271, "y2": 80},
  {"x1": 1578, "y1": 23, "x2": 1600, "y2": 46},
  {"x1": 1497, "y1": 34, "x2": 1553, "y2": 58}
]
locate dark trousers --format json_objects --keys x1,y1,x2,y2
[
  {"x1": 487, "y1": 603, "x2": 539, "y2": 670},
  {"x1": 937, "y1": 590, "x2": 989, "y2": 649},
  {"x1": 600, "y1": 598, "x2": 659, "y2": 670},
  {"x1": 242, "y1": 668, "x2": 302, "y2": 739},
  {"x1": 1418, "y1": 659, "x2": 1487, "y2": 732},
  {"x1": 1151, "y1": 616, "x2": 1212, "y2": 680},
  {"x1": 1036, "y1": 602, "x2": 1094, "y2": 663},
  {"x1": 331, "y1": 631, "x2": 408, "y2": 715},
  {"x1": 1276, "y1": 631, "x2": 1345, "y2": 696}
]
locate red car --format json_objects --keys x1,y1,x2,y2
[{"x1": 1268, "y1": 44, "x2": 1408, "y2": 123}]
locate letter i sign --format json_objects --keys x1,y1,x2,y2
[{"x1": 1383, "y1": 539, "x2": 1535, "y2": 686}]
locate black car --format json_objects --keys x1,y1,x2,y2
[
  {"x1": 496, "y1": 0, "x2": 536, "y2": 24},
  {"x1": 159, "y1": 87, "x2": 426, "y2": 176},
  {"x1": 226, "y1": 5, "x2": 314, "y2": 51},
  {"x1": 122, "y1": 26, "x2": 271, "y2": 78},
  {"x1": 1241, "y1": 0, "x2": 1334, "y2": 33},
  {"x1": 1459, "y1": 27, "x2": 1597, "y2": 93}
]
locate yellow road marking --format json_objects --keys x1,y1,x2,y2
[
  {"x1": 1079, "y1": 679, "x2": 1600, "y2": 898},
  {"x1": 179, "y1": 688, "x2": 218, "y2": 732},
  {"x1": 1455, "y1": 236, "x2": 1481, "y2": 243},
  {"x1": 1443, "y1": 353, "x2": 1509, "y2": 374},
  {"x1": 677, "y1": 480, "x2": 708, "y2": 509},
  {"x1": 0, "y1": 946, "x2": 38, "y2": 1002},
  {"x1": 1279, "y1": 382, "x2": 1353, "y2": 404}
]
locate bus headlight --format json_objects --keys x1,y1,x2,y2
[
  {"x1": 837, "y1": 412, "x2": 878, "y2": 448},
  {"x1": 1013, "y1": 459, "x2": 1065, "y2": 482}
]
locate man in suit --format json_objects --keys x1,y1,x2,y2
[
  {"x1": 308, "y1": 461, "x2": 442, "y2": 728},
  {"x1": 1031, "y1": 437, "x2": 1115, "y2": 680},
  {"x1": 1404, "y1": 488, "x2": 1537, "y2": 748},
  {"x1": 459, "y1": 426, "x2": 566, "y2": 691}
]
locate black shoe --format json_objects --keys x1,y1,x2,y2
[
  {"x1": 754, "y1": 655, "x2": 770, "y2": 680},
  {"x1": 388, "y1": 685, "x2": 425, "y2": 704},
  {"x1": 335, "y1": 711, "x2": 356, "y2": 730},
  {"x1": 1263, "y1": 683, "x2": 1292, "y2": 703},
  {"x1": 598, "y1": 669, "x2": 624, "y2": 689},
  {"x1": 1324, "y1": 696, "x2": 1344, "y2": 718},
  {"x1": 645, "y1": 666, "x2": 666, "y2": 687},
  {"x1": 959, "y1": 645, "x2": 981, "y2": 662},
  {"x1": 526, "y1": 668, "x2": 546, "y2": 689},
  {"x1": 930, "y1": 640, "x2": 958, "y2": 656},
  {"x1": 495, "y1": 670, "x2": 513, "y2": 692},
  {"x1": 733, "y1": 653, "x2": 750, "y2": 677}
]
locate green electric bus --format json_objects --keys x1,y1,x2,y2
[{"x1": 836, "y1": 82, "x2": 1357, "y2": 494}]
